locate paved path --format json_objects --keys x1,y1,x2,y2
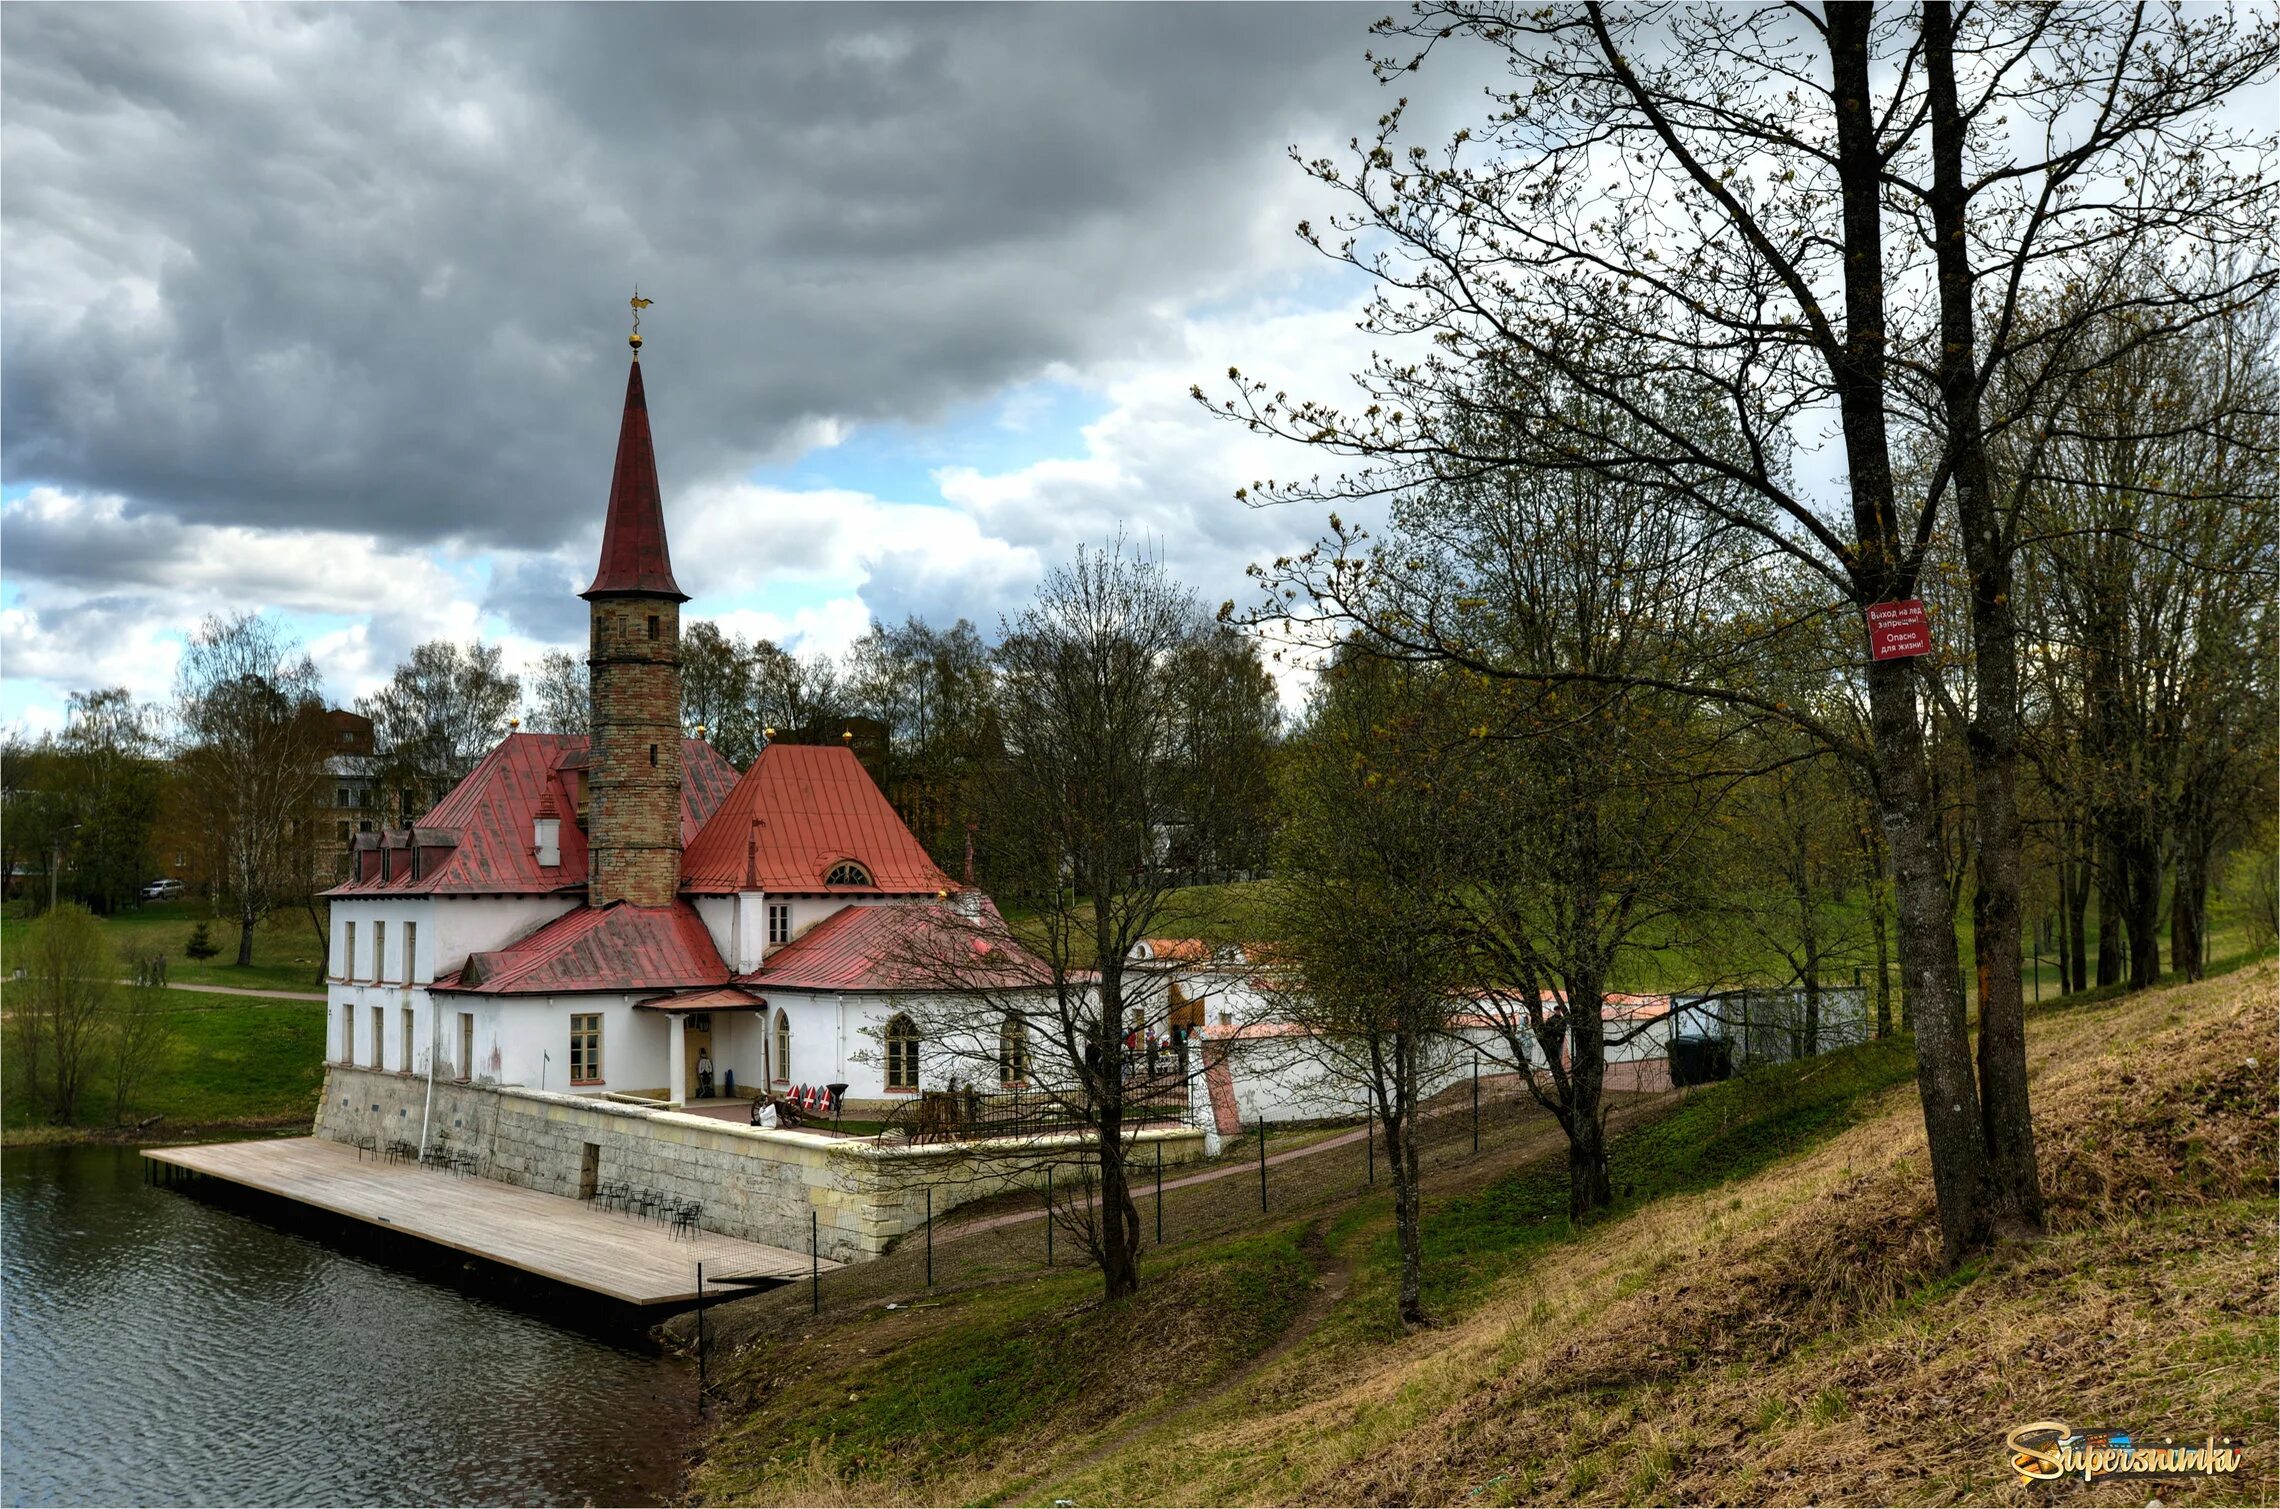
[
  {"x1": 117, "y1": 980, "x2": 328, "y2": 1002},
  {"x1": 144, "y1": 1137, "x2": 833, "y2": 1305}
]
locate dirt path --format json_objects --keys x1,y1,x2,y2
[{"x1": 939, "y1": 1081, "x2": 1672, "y2": 1245}]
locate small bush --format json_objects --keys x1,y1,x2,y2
[{"x1": 185, "y1": 922, "x2": 219, "y2": 961}]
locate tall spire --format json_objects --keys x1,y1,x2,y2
[{"x1": 582, "y1": 355, "x2": 689, "y2": 602}]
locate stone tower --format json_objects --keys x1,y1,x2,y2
[{"x1": 581, "y1": 350, "x2": 688, "y2": 908}]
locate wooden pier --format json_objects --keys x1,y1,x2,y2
[{"x1": 143, "y1": 1138, "x2": 835, "y2": 1307}]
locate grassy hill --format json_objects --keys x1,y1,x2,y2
[{"x1": 682, "y1": 959, "x2": 2276, "y2": 1506}]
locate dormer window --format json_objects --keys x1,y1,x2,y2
[
  {"x1": 534, "y1": 811, "x2": 561, "y2": 867},
  {"x1": 824, "y1": 860, "x2": 872, "y2": 887}
]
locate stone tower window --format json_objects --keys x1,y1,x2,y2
[{"x1": 647, "y1": 614, "x2": 659, "y2": 640}]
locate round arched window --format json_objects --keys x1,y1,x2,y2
[{"x1": 824, "y1": 860, "x2": 873, "y2": 887}]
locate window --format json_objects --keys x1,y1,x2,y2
[
  {"x1": 401, "y1": 1007, "x2": 414, "y2": 1073},
  {"x1": 648, "y1": 743, "x2": 658, "y2": 767},
  {"x1": 371, "y1": 1007, "x2": 385, "y2": 1068},
  {"x1": 340, "y1": 922, "x2": 356, "y2": 980},
  {"x1": 999, "y1": 1018, "x2": 1029, "y2": 1087},
  {"x1": 340, "y1": 1005, "x2": 355, "y2": 1065},
  {"x1": 336, "y1": 785, "x2": 351, "y2": 808},
  {"x1": 403, "y1": 922, "x2": 418, "y2": 984},
  {"x1": 372, "y1": 921, "x2": 387, "y2": 983},
  {"x1": 646, "y1": 614, "x2": 659, "y2": 640},
  {"x1": 885, "y1": 1013, "x2": 920, "y2": 1092},
  {"x1": 824, "y1": 860, "x2": 872, "y2": 887},
  {"x1": 767, "y1": 902, "x2": 790, "y2": 946},
  {"x1": 457, "y1": 1013, "x2": 475, "y2": 1082},
  {"x1": 569, "y1": 1013, "x2": 602, "y2": 1085},
  {"x1": 773, "y1": 1009, "x2": 791, "y2": 1084}
]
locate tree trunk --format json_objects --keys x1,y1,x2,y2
[
  {"x1": 236, "y1": 896, "x2": 257, "y2": 968},
  {"x1": 2171, "y1": 842, "x2": 2209, "y2": 982},
  {"x1": 1828, "y1": 2, "x2": 1990, "y2": 1263},
  {"x1": 2124, "y1": 834, "x2": 2163, "y2": 989},
  {"x1": 1563, "y1": 972, "x2": 1613, "y2": 1218},
  {"x1": 1386, "y1": 1096, "x2": 1425, "y2": 1326},
  {"x1": 2095, "y1": 838, "x2": 2124, "y2": 987}
]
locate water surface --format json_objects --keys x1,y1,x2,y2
[{"x1": 2, "y1": 1142, "x2": 695, "y2": 1507}]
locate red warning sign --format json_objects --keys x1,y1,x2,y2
[{"x1": 1867, "y1": 599, "x2": 1931, "y2": 661}]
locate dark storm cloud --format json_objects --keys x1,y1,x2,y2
[{"x1": 1, "y1": 3, "x2": 1384, "y2": 551}]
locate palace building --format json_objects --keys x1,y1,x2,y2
[{"x1": 320, "y1": 338, "x2": 1004, "y2": 1114}]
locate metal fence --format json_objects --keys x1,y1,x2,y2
[
  {"x1": 1667, "y1": 986, "x2": 1871, "y2": 1078},
  {"x1": 882, "y1": 1083, "x2": 1188, "y2": 1143}
]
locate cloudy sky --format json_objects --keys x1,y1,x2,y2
[{"x1": 2, "y1": 3, "x2": 1426, "y2": 732}]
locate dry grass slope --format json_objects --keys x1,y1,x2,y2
[{"x1": 1039, "y1": 963, "x2": 2277, "y2": 1507}]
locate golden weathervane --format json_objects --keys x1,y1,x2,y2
[{"x1": 629, "y1": 289, "x2": 654, "y2": 353}]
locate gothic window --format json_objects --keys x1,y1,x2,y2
[
  {"x1": 824, "y1": 860, "x2": 872, "y2": 887},
  {"x1": 885, "y1": 1013, "x2": 920, "y2": 1091},
  {"x1": 773, "y1": 1009, "x2": 792, "y2": 1084}
]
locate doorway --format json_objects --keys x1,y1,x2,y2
[
  {"x1": 685, "y1": 1015, "x2": 714, "y2": 1099},
  {"x1": 578, "y1": 1142, "x2": 600, "y2": 1201}
]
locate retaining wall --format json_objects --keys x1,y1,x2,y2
[{"x1": 313, "y1": 1067, "x2": 1205, "y2": 1263}]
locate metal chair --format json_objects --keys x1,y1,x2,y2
[{"x1": 670, "y1": 1200, "x2": 702, "y2": 1240}]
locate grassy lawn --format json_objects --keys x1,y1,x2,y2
[
  {"x1": 2, "y1": 993, "x2": 326, "y2": 1143},
  {"x1": 0, "y1": 898, "x2": 328, "y2": 994}
]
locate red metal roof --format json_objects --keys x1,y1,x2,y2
[
  {"x1": 680, "y1": 743, "x2": 957, "y2": 895},
  {"x1": 323, "y1": 732, "x2": 738, "y2": 897},
  {"x1": 435, "y1": 901, "x2": 729, "y2": 995},
  {"x1": 632, "y1": 985, "x2": 768, "y2": 1012},
  {"x1": 742, "y1": 901, "x2": 1049, "y2": 993},
  {"x1": 582, "y1": 358, "x2": 687, "y2": 602}
]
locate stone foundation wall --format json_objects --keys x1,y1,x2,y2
[{"x1": 314, "y1": 1067, "x2": 1205, "y2": 1263}]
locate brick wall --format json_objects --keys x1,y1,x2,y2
[{"x1": 587, "y1": 596, "x2": 683, "y2": 907}]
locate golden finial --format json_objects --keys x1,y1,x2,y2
[{"x1": 629, "y1": 288, "x2": 654, "y2": 354}]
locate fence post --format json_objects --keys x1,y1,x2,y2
[
  {"x1": 696, "y1": 1260, "x2": 706, "y2": 1419},
  {"x1": 811, "y1": 1210, "x2": 819, "y2": 1316},
  {"x1": 1257, "y1": 1120, "x2": 1268, "y2": 1212},
  {"x1": 1472, "y1": 1049, "x2": 1480, "y2": 1154},
  {"x1": 926, "y1": 1186, "x2": 933, "y2": 1287},
  {"x1": 1155, "y1": 1139, "x2": 1163, "y2": 1246},
  {"x1": 1046, "y1": 1165, "x2": 1053, "y2": 1266},
  {"x1": 1367, "y1": 1115, "x2": 1374, "y2": 1185}
]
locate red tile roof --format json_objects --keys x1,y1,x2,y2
[
  {"x1": 323, "y1": 732, "x2": 738, "y2": 897},
  {"x1": 435, "y1": 901, "x2": 729, "y2": 995},
  {"x1": 583, "y1": 358, "x2": 687, "y2": 602},
  {"x1": 680, "y1": 743, "x2": 957, "y2": 895},
  {"x1": 742, "y1": 901, "x2": 1049, "y2": 993}
]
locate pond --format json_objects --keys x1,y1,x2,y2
[{"x1": 2, "y1": 1142, "x2": 696, "y2": 1507}]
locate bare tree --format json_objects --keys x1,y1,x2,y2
[
  {"x1": 110, "y1": 953, "x2": 177, "y2": 1124},
  {"x1": 1207, "y1": 1, "x2": 2274, "y2": 1260},
  {"x1": 895, "y1": 543, "x2": 1253, "y2": 1301},
  {"x1": 176, "y1": 613, "x2": 331, "y2": 967},
  {"x1": 359, "y1": 640, "x2": 521, "y2": 821},
  {"x1": 523, "y1": 648, "x2": 591, "y2": 737},
  {"x1": 1266, "y1": 651, "x2": 1465, "y2": 1324}
]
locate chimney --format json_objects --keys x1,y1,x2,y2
[{"x1": 534, "y1": 789, "x2": 562, "y2": 868}]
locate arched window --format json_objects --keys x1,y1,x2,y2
[
  {"x1": 824, "y1": 859, "x2": 873, "y2": 887},
  {"x1": 998, "y1": 1017, "x2": 1029, "y2": 1087},
  {"x1": 884, "y1": 1013, "x2": 920, "y2": 1091},
  {"x1": 773, "y1": 1009, "x2": 791, "y2": 1084}
]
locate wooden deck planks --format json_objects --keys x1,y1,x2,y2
[{"x1": 142, "y1": 1137, "x2": 835, "y2": 1306}]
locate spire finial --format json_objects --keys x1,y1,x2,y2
[{"x1": 629, "y1": 288, "x2": 654, "y2": 355}]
